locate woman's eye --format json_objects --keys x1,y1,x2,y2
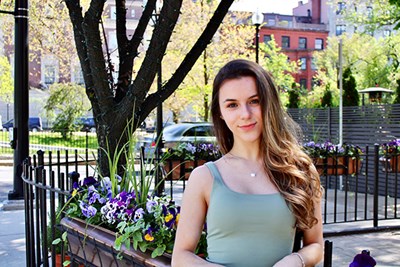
[
  {"x1": 250, "y1": 99, "x2": 260, "y2": 105},
  {"x1": 227, "y1": 103, "x2": 237, "y2": 108}
]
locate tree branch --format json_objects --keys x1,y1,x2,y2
[
  {"x1": 83, "y1": 0, "x2": 115, "y2": 111},
  {"x1": 140, "y1": 0, "x2": 234, "y2": 117},
  {"x1": 64, "y1": 0, "x2": 100, "y2": 114},
  {"x1": 119, "y1": 0, "x2": 183, "y2": 118},
  {"x1": 114, "y1": 0, "x2": 157, "y2": 102}
]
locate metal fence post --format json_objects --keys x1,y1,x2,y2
[{"x1": 373, "y1": 144, "x2": 379, "y2": 228}]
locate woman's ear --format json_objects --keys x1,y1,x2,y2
[{"x1": 220, "y1": 115, "x2": 224, "y2": 120}]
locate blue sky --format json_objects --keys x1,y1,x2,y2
[{"x1": 230, "y1": 0, "x2": 303, "y2": 15}]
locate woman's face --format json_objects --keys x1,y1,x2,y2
[{"x1": 218, "y1": 76, "x2": 263, "y2": 145}]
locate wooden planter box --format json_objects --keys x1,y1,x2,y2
[
  {"x1": 379, "y1": 155, "x2": 400, "y2": 173},
  {"x1": 314, "y1": 157, "x2": 361, "y2": 175},
  {"x1": 61, "y1": 217, "x2": 171, "y2": 267},
  {"x1": 163, "y1": 159, "x2": 206, "y2": 180}
]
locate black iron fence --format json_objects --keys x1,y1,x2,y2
[{"x1": 22, "y1": 145, "x2": 400, "y2": 266}]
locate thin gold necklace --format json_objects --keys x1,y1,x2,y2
[{"x1": 226, "y1": 152, "x2": 262, "y2": 177}]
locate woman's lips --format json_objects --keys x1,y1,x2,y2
[{"x1": 239, "y1": 122, "x2": 256, "y2": 130}]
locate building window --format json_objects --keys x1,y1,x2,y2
[
  {"x1": 282, "y1": 36, "x2": 290, "y2": 48},
  {"x1": 72, "y1": 64, "x2": 84, "y2": 85},
  {"x1": 263, "y1": 35, "x2": 272, "y2": 44},
  {"x1": 337, "y1": 2, "x2": 346, "y2": 14},
  {"x1": 315, "y1": 38, "x2": 323, "y2": 50},
  {"x1": 299, "y1": 37, "x2": 307, "y2": 49},
  {"x1": 41, "y1": 55, "x2": 58, "y2": 85},
  {"x1": 131, "y1": 8, "x2": 136, "y2": 18},
  {"x1": 300, "y1": 57, "x2": 307, "y2": 70},
  {"x1": 299, "y1": 78, "x2": 307, "y2": 89},
  {"x1": 336, "y1": 25, "x2": 346, "y2": 36},
  {"x1": 384, "y1": 29, "x2": 391, "y2": 37},
  {"x1": 109, "y1": 31, "x2": 117, "y2": 50},
  {"x1": 44, "y1": 65, "x2": 56, "y2": 85},
  {"x1": 311, "y1": 57, "x2": 317, "y2": 70},
  {"x1": 110, "y1": 6, "x2": 116, "y2": 19},
  {"x1": 268, "y1": 19, "x2": 275, "y2": 26}
]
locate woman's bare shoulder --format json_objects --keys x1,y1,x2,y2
[{"x1": 188, "y1": 163, "x2": 213, "y2": 184}]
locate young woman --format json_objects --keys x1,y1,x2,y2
[{"x1": 172, "y1": 59, "x2": 323, "y2": 267}]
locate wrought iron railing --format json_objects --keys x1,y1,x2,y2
[{"x1": 21, "y1": 145, "x2": 400, "y2": 266}]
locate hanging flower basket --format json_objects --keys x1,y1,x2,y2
[
  {"x1": 61, "y1": 217, "x2": 171, "y2": 267},
  {"x1": 161, "y1": 142, "x2": 221, "y2": 180},
  {"x1": 314, "y1": 157, "x2": 361, "y2": 175},
  {"x1": 379, "y1": 155, "x2": 400, "y2": 173},
  {"x1": 379, "y1": 139, "x2": 400, "y2": 173}
]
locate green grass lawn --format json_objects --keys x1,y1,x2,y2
[{"x1": 0, "y1": 131, "x2": 98, "y2": 155}]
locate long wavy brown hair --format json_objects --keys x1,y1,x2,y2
[{"x1": 211, "y1": 59, "x2": 322, "y2": 230}]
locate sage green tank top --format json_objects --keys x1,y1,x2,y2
[{"x1": 205, "y1": 162, "x2": 296, "y2": 267}]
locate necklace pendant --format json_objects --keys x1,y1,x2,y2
[{"x1": 250, "y1": 173, "x2": 256, "y2": 177}]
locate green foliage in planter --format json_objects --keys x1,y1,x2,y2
[
  {"x1": 162, "y1": 142, "x2": 221, "y2": 161},
  {"x1": 47, "y1": 206, "x2": 67, "y2": 254}
]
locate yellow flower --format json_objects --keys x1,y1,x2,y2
[
  {"x1": 165, "y1": 213, "x2": 173, "y2": 223},
  {"x1": 144, "y1": 233, "x2": 154, "y2": 242},
  {"x1": 71, "y1": 189, "x2": 78, "y2": 197}
]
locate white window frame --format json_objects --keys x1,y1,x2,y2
[
  {"x1": 71, "y1": 61, "x2": 84, "y2": 85},
  {"x1": 315, "y1": 38, "x2": 323, "y2": 50},
  {"x1": 41, "y1": 55, "x2": 59, "y2": 85},
  {"x1": 300, "y1": 57, "x2": 307, "y2": 70}
]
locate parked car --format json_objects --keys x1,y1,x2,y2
[
  {"x1": 162, "y1": 122, "x2": 216, "y2": 148},
  {"x1": 2, "y1": 117, "x2": 43, "y2": 132},
  {"x1": 75, "y1": 117, "x2": 96, "y2": 133},
  {"x1": 145, "y1": 121, "x2": 175, "y2": 133},
  {"x1": 137, "y1": 122, "x2": 216, "y2": 157}
]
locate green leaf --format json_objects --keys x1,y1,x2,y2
[
  {"x1": 52, "y1": 238, "x2": 61, "y2": 245},
  {"x1": 61, "y1": 231, "x2": 68, "y2": 241},
  {"x1": 63, "y1": 260, "x2": 71, "y2": 266},
  {"x1": 151, "y1": 245, "x2": 166, "y2": 258},
  {"x1": 139, "y1": 242, "x2": 147, "y2": 252}
]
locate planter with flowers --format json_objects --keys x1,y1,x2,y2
[
  {"x1": 379, "y1": 139, "x2": 400, "y2": 173},
  {"x1": 303, "y1": 141, "x2": 363, "y2": 176},
  {"x1": 162, "y1": 142, "x2": 221, "y2": 180},
  {"x1": 57, "y1": 131, "x2": 207, "y2": 266}
]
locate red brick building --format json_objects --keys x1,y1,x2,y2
[{"x1": 257, "y1": 12, "x2": 328, "y2": 90}]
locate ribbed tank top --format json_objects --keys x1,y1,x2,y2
[{"x1": 205, "y1": 162, "x2": 296, "y2": 267}]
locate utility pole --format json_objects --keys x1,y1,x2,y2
[{"x1": 8, "y1": 0, "x2": 29, "y2": 200}]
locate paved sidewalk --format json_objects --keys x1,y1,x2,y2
[{"x1": 1, "y1": 163, "x2": 400, "y2": 266}]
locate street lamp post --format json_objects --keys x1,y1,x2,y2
[
  {"x1": 252, "y1": 9, "x2": 263, "y2": 64},
  {"x1": 146, "y1": 0, "x2": 164, "y2": 196}
]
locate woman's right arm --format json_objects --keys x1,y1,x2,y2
[{"x1": 171, "y1": 165, "x2": 223, "y2": 267}]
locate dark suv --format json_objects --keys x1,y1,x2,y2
[{"x1": 2, "y1": 117, "x2": 43, "y2": 132}]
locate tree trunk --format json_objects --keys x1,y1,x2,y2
[{"x1": 65, "y1": 0, "x2": 234, "y2": 176}]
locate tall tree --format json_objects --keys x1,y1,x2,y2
[
  {"x1": 259, "y1": 36, "x2": 299, "y2": 106},
  {"x1": 64, "y1": 0, "x2": 234, "y2": 175},
  {"x1": 162, "y1": 1, "x2": 254, "y2": 122}
]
